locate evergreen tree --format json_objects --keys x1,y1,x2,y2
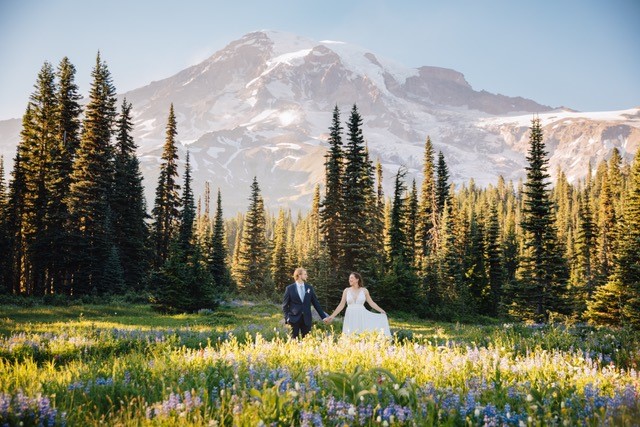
[
  {"x1": 151, "y1": 104, "x2": 181, "y2": 267},
  {"x1": 112, "y1": 98, "x2": 148, "y2": 291},
  {"x1": 486, "y1": 202, "x2": 503, "y2": 316},
  {"x1": 588, "y1": 149, "x2": 640, "y2": 327},
  {"x1": 596, "y1": 170, "x2": 616, "y2": 286},
  {"x1": 6, "y1": 109, "x2": 31, "y2": 295},
  {"x1": 47, "y1": 57, "x2": 82, "y2": 294},
  {"x1": 381, "y1": 168, "x2": 418, "y2": 311},
  {"x1": 234, "y1": 177, "x2": 270, "y2": 293},
  {"x1": 0, "y1": 156, "x2": 9, "y2": 293},
  {"x1": 416, "y1": 137, "x2": 439, "y2": 308},
  {"x1": 573, "y1": 188, "x2": 597, "y2": 314},
  {"x1": 342, "y1": 104, "x2": 375, "y2": 276},
  {"x1": 178, "y1": 151, "x2": 195, "y2": 253},
  {"x1": 67, "y1": 53, "x2": 118, "y2": 295},
  {"x1": 467, "y1": 210, "x2": 488, "y2": 314},
  {"x1": 514, "y1": 118, "x2": 568, "y2": 322},
  {"x1": 271, "y1": 209, "x2": 290, "y2": 294},
  {"x1": 320, "y1": 105, "x2": 344, "y2": 273},
  {"x1": 209, "y1": 188, "x2": 233, "y2": 293},
  {"x1": 20, "y1": 62, "x2": 57, "y2": 295},
  {"x1": 405, "y1": 179, "x2": 418, "y2": 266},
  {"x1": 436, "y1": 151, "x2": 451, "y2": 215}
]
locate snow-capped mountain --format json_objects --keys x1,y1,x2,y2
[{"x1": 0, "y1": 30, "x2": 638, "y2": 213}]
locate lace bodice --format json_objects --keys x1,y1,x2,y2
[{"x1": 346, "y1": 288, "x2": 366, "y2": 306}]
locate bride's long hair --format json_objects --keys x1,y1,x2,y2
[{"x1": 350, "y1": 272, "x2": 364, "y2": 288}]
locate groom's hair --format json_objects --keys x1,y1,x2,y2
[{"x1": 293, "y1": 267, "x2": 306, "y2": 281}]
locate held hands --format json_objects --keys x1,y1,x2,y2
[{"x1": 323, "y1": 315, "x2": 334, "y2": 324}]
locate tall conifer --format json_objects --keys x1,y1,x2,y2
[
  {"x1": 68, "y1": 53, "x2": 118, "y2": 294},
  {"x1": 209, "y1": 188, "x2": 232, "y2": 293},
  {"x1": 151, "y1": 104, "x2": 181, "y2": 267},
  {"x1": 112, "y1": 98, "x2": 148, "y2": 290},
  {"x1": 234, "y1": 177, "x2": 269, "y2": 293},
  {"x1": 514, "y1": 117, "x2": 568, "y2": 322},
  {"x1": 320, "y1": 105, "x2": 344, "y2": 272}
]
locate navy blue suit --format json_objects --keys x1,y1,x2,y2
[{"x1": 282, "y1": 282, "x2": 327, "y2": 338}]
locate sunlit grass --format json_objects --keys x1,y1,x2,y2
[{"x1": 1, "y1": 302, "x2": 639, "y2": 426}]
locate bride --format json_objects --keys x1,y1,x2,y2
[{"x1": 324, "y1": 272, "x2": 391, "y2": 337}]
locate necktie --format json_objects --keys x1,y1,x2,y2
[{"x1": 298, "y1": 285, "x2": 305, "y2": 301}]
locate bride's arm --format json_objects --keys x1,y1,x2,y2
[
  {"x1": 327, "y1": 289, "x2": 348, "y2": 320},
  {"x1": 364, "y1": 289, "x2": 386, "y2": 314}
]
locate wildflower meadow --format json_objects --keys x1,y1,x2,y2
[{"x1": 1, "y1": 302, "x2": 639, "y2": 426}]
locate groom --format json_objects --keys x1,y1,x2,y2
[{"x1": 282, "y1": 267, "x2": 328, "y2": 339}]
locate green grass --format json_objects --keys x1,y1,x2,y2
[{"x1": 1, "y1": 302, "x2": 639, "y2": 426}]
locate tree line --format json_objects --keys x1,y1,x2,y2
[{"x1": 0, "y1": 55, "x2": 638, "y2": 326}]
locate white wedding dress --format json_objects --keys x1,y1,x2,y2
[{"x1": 342, "y1": 288, "x2": 391, "y2": 337}]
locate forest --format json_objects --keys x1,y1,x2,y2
[{"x1": 1, "y1": 54, "x2": 639, "y2": 328}]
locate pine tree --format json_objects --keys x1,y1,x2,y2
[
  {"x1": 416, "y1": 136, "x2": 439, "y2": 307},
  {"x1": 405, "y1": 179, "x2": 418, "y2": 266},
  {"x1": 209, "y1": 188, "x2": 233, "y2": 293},
  {"x1": 486, "y1": 202, "x2": 503, "y2": 316},
  {"x1": 596, "y1": 170, "x2": 616, "y2": 286},
  {"x1": 6, "y1": 109, "x2": 32, "y2": 295},
  {"x1": 151, "y1": 104, "x2": 181, "y2": 267},
  {"x1": 19, "y1": 62, "x2": 58, "y2": 295},
  {"x1": 112, "y1": 98, "x2": 148, "y2": 291},
  {"x1": 514, "y1": 117, "x2": 568, "y2": 322},
  {"x1": 381, "y1": 168, "x2": 418, "y2": 311},
  {"x1": 67, "y1": 53, "x2": 118, "y2": 295},
  {"x1": 573, "y1": 188, "x2": 597, "y2": 314},
  {"x1": 178, "y1": 151, "x2": 195, "y2": 253},
  {"x1": 0, "y1": 156, "x2": 9, "y2": 293},
  {"x1": 342, "y1": 104, "x2": 375, "y2": 276},
  {"x1": 47, "y1": 57, "x2": 82, "y2": 294},
  {"x1": 320, "y1": 105, "x2": 344, "y2": 273},
  {"x1": 436, "y1": 151, "x2": 451, "y2": 215},
  {"x1": 587, "y1": 149, "x2": 640, "y2": 327},
  {"x1": 234, "y1": 177, "x2": 270, "y2": 294},
  {"x1": 271, "y1": 209, "x2": 290, "y2": 294}
]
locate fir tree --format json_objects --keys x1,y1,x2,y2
[
  {"x1": 405, "y1": 179, "x2": 418, "y2": 266},
  {"x1": 342, "y1": 104, "x2": 376, "y2": 276},
  {"x1": 6, "y1": 109, "x2": 31, "y2": 295},
  {"x1": 596, "y1": 170, "x2": 616, "y2": 285},
  {"x1": 320, "y1": 105, "x2": 344, "y2": 273},
  {"x1": 47, "y1": 57, "x2": 82, "y2": 294},
  {"x1": 486, "y1": 202, "x2": 503, "y2": 316},
  {"x1": 67, "y1": 53, "x2": 118, "y2": 295},
  {"x1": 151, "y1": 104, "x2": 181, "y2": 267},
  {"x1": 234, "y1": 177, "x2": 270, "y2": 293},
  {"x1": 271, "y1": 209, "x2": 290, "y2": 294},
  {"x1": 436, "y1": 151, "x2": 451, "y2": 215},
  {"x1": 20, "y1": 62, "x2": 57, "y2": 295},
  {"x1": 178, "y1": 151, "x2": 195, "y2": 253},
  {"x1": 514, "y1": 117, "x2": 568, "y2": 322},
  {"x1": 573, "y1": 188, "x2": 597, "y2": 313},
  {"x1": 209, "y1": 188, "x2": 232, "y2": 293},
  {"x1": 416, "y1": 136, "x2": 439, "y2": 307},
  {"x1": 112, "y1": 98, "x2": 148, "y2": 291},
  {"x1": 0, "y1": 156, "x2": 9, "y2": 293},
  {"x1": 381, "y1": 168, "x2": 418, "y2": 311},
  {"x1": 588, "y1": 149, "x2": 640, "y2": 327}
]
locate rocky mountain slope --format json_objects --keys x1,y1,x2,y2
[{"x1": 0, "y1": 30, "x2": 638, "y2": 213}]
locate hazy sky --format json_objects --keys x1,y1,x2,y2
[{"x1": 1, "y1": 0, "x2": 639, "y2": 119}]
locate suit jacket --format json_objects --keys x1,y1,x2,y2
[{"x1": 282, "y1": 282, "x2": 327, "y2": 326}]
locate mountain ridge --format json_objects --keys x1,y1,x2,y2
[{"x1": 0, "y1": 30, "x2": 638, "y2": 213}]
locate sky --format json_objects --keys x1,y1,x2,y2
[{"x1": 0, "y1": 0, "x2": 639, "y2": 120}]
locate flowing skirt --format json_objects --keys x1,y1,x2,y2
[{"x1": 342, "y1": 304, "x2": 391, "y2": 337}]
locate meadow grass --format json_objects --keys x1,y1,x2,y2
[{"x1": 1, "y1": 301, "x2": 639, "y2": 426}]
